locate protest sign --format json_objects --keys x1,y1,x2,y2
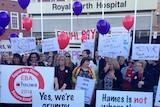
[
  {"x1": 55, "y1": 29, "x2": 96, "y2": 60},
  {"x1": 32, "y1": 90, "x2": 85, "y2": 107},
  {"x1": 82, "y1": 40, "x2": 94, "y2": 57},
  {"x1": 98, "y1": 35, "x2": 124, "y2": 58},
  {"x1": 0, "y1": 40, "x2": 11, "y2": 52},
  {"x1": 75, "y1": 76, "x2": 95, "y2": 104},
  {"x1": 96, "y1": 90, "x2": 153, "y2": 107},
  {"x1": 155, "y1": 77, "x2": 160, "y2": 107},
  {"x1": 10, "y1": 37, "x2": 37, "y2": 54},
  {"x1": 42, "y1": 38, "x2": 59, "y2": 53},
  {"x1": 110, "y1": 27, "x2": 131, "y2": 57},
  {"x1": 132, "y1": 44, "x2": 159, "y2": 60},
  {"x1": 0, "y1": 65, "x2": 54, "y2": 104}
]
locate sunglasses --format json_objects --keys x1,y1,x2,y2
[{"x1": 66, "y1": 55, "x2": 70, "y2": 57}]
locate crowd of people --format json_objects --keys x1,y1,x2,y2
[{"x1": 0, "y1": 49, "x2": 160, "y2": 107}]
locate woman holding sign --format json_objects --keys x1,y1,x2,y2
[
  {"x1": 54, "y1": 55, "x2": 72, "y2": 91},
  {"x1": 72, "y1": 57, "x2": 97, "y2": 107},
  {"x1": 131, "y1": 60, "x2": 154, "y2": 92}
]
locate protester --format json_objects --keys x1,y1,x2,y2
[
  {"x1": 121, "y1": 59, "x2": 136, "y2": 90},
  {"x1": 53, "y1": 53, "x2": 60, "y2": 67},
  {"x1": 147, "y1": 59, "x2": 160, "y2": 103},
  {"x1": 46, "y1": 56, "x2": 54, "y2": 67},
  {"x1": 97, "y1": 56, "x2": 111, "y2": 90},
  {"x1": 117, "y1": 56, "x2": 127, "y2": 71},
  {"x1": 72, "y1": 57, "x2": 97, "y2": 107},
  {"x1": 27, "y1": 52, "x2": 45, "y2": 66},
  {"x1": 54, "y1": 55, "x2": 72, "y2": 91},
  {"x1": 1, "y1": 52, "x2": 12, "y2": 65},
  {"x1": 40, "y1": 53, "x2": 48, "y2": 66},
  {"x1": 64, "y1": 52, "x2": 76, "y2": 72},
  {"x1": 11, "y1": 53, "x2": 24, "y2": 65},
  {"x1": 131, "y1": 60, "x2": 154, "y2": 92},
  {"x1": 22, "y1": 54, "x2": 29, "y2": 66},
  {"x1": 99, "y1": 59, "x2": 123, "y2": 90},
  {"x1": 82, "y1": 49, "x2": 98, "y2": 79},
  {"x1": 93, "y1": 50, "x2": 101, "y2": 67}
]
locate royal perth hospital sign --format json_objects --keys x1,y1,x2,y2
[
  {"x1": 27, "y1": 0, "x2": 157, "y2": 14},
  {"x1": 52, "y1": 1, "x2": 127, "y2": 11}
]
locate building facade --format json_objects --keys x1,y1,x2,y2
[
  {"x1": 27, "y1": 0, "x2": 158, "y2": 44},
  {"x1": 0, "y1": 0, "x2": 31, "y2": 40}
]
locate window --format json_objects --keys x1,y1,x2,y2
[
  {"x1": 0, "y1": 10, "x2": 9, "y2": 29},
  {"x1": 10, "y1": 12, "x2": 19, "y2": 29},
  {"x1": 21, "y1": 13, "x2": 28, "y2": 30}
]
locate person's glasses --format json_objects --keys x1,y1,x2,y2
[{"x1": 66, "y1": 55, "x2": 70, "y2": 57}]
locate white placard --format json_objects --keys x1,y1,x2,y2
[
  {"x1": 155, "y1": 78, "x2": 160, "y2": 107},
  {"x1": 0, "y1": 40, "x2": 11, "y2": 52},
  {"x1": 98, "y1": 35, "x2": 124, "y2": 58},
  {"x1": 109, "y1": 27, "x2": 131, "y2": 57},
  {"x1": 42, "y1": 38, "x2": 60, "y2": 53},
  {"x1": 114, "y1": 33, "x2": 131, "y2": 57},
  {"x1": 32, "y1": 90, "x2": 85, "y2": 107},
  {"x1": 132, "y1": 44, "x2": 160, "y2": 60},
  {"x1": 96, "y1": 90, "x2": 153, "y2": 107},
  {"x1": 82, "y1": 40, "x2": 94, "y2": 57},
  {"x1": 75, "y1": 76, "x2": 95, "y2": 104},
  {"x1": 0, "y1": 65, "x2": 54, "y2": 104},
  {"x1": 10, "y1": 37, "x2": 37, "y2": 54}
]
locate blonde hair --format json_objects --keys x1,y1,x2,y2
[
  {"x1": 109, "y1": 59, "x2": 120, "y2": 70},
  {"x1": 137, "y1": 60, "x2": 147, "y2": 69},
  {"x1": 57, "y1": 55, "x2": 66, "y2": 66},
  {"x1": 64, "y1": 52, "x2": 73, "y2": 68}
]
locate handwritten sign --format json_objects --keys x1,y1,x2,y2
[
  {"x1": 10, "y1": 37, "x2": 37, "y2": 54},
  {"x1": 55, "y1": 29, "x2": 96, "y2": 61},
  {"x1": 32, "y1": 90, "x2": 85, "y2": 107},
  {"x1": 56, "y1": 29, "x2": 96, "y2": 43},
  {"x1": 132, "y1": 44, "x2": 160, "y2": 60},
  {"x1": 98, "y1": 35, "x2": 124, "y2": 58},
  {"x1": 155, "y1": 77, "x2": 160, "y2": 107},
  {"x1": 75, "y1": 76, "x2": 95, "y2": 104},
  {"x1": 96, "y1": 90, "x2": 153, "y2": 107},
  {"x1": 0, "y1": 40, "x2": 11, "y2": 52},
  {"x1": 110, "y1": 27, "x2": 131, "y2": 57},
  {"x1": 0, "y1": 65, "x2": 54, "y2": 104},
  {"x1": 82, "y1": 40, "x2": 94, "y2": 57},
  {"x1": 42, "y1": 38, "x2": 59, "y2": 53}
]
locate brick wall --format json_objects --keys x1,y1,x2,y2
[{"x1": 0, "y1": 0, "x2": 31, "y2": 40}]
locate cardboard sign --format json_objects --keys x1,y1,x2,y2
[
  {"x1": 0, "y1": 40, "x2": 11, "y2": 52},
  {"x1": 75, "y1": 76, "x2": 95, "y2": 104},
  {"x1": 132, "y1": 44, "x2": 160, "y2": 60},
  {"x1": 82, "y1": 40, "x2": 94, "y2": 57},
  {"x1": 98, "y1": 35, "x2": 124, "y2": 58},
  {"x1": 0, "y1": 65, "x2": 54, "y2": 104},
  {"x1": 10, "y1": 37, "x2": 37, "y2": 54},
  {"x1": 96, "y1": 90, "x2": 153, "y2": 107},
  {"x1": 32, "y1": 90, "x2": 85, "y2": 107},
  {"x1": 42, "y1": 38, "x2": 60, "y2": 53}
]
